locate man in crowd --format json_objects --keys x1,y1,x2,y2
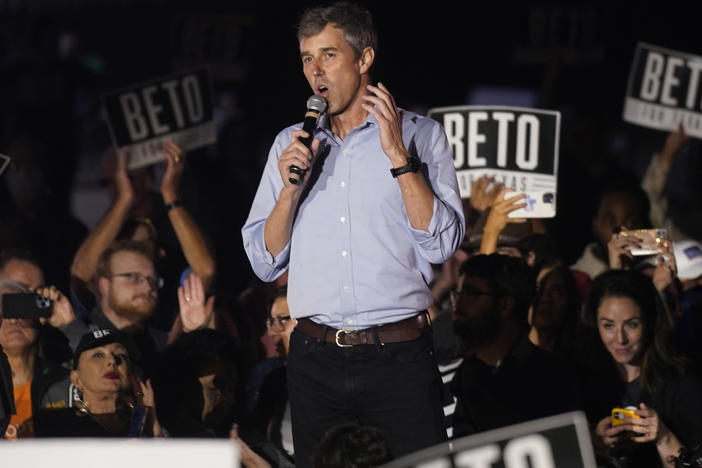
[
  {"x1": 242, "y1": 2, "x2": 465, "y2": 464},
  {"x1": 61, "y1": 240, "x2": 167, "y2": 377},
  {"x1": 0, "y1": 249, "x2": 44, "y2": 291},
  {"x1": 450, "y1": 254, "x2": 579, "y2": 437}
]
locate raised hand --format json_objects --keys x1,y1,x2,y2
[
  {"x1": 35, "y1": 285, "x2": 76, "y2": 328},
  {"x1": 177, "y1": 272, "x2": 215, "y2": 332},
  {"x1": 607, "y1": 228, "x2": 641, "y2": 270},
  {"x1": 361, "y1": 82, "x2": 408, "y2": 164},
  {"x1": 161, "y1": 141, "x2": 185, "y2": 204},
  {"x1": 115, "y1": 147, "x2": 135, "y2": 203},
  {"x1": 471, "y1": 175, "x2": 503, "y2": 212}
]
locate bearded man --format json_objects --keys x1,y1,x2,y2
[{"x1": 61, "y1": 240, "x2": 166, "y2": 377}]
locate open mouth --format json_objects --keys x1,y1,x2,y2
[{"x1": 317, "y1": 85, "x2": 329, "y2": 96}]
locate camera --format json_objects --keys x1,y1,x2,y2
[{"x1": 1, "y1": 293, "x2": 52, "y2": 320}]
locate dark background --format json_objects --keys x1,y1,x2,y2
[{"x1": 1, "y1": 0, "x2": 701, "y2": 291}]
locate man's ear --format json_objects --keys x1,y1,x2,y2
[
  {"x1": 358, "y1": 46, "x2": 375, "y2": 75},
  {"x1": 97, "y1": 276, "x2": 109, "y2": 298}
]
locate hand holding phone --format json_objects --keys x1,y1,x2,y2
[{"x1": 620, "y1": 228, "x2": 669, "y2": 256}]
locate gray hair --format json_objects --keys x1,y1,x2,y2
[{"x1": 297, "y1": 2, "x2": 378, "y2": 58}]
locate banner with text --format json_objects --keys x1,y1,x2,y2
[
  {"x1": 623, "y1": 43, "x2": 702, "y2": 138},
  {"x1": 102, "y1": 68, "x2": 216, "y2": 169},
  {"x1": 428, "y1": 105, "x2": 560, "y2": 198},
  {"x1": 380, "y1": 411, "x2": 597, "y2": 468}
]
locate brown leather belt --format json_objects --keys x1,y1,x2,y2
[{"x1": 295, "y1": 312, "x2": 429, "y2": 347}]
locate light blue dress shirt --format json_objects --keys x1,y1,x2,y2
[{"x1": 242, "y1": 109, "x2": 465, "y2": 330}]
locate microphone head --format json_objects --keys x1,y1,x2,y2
[{"x1": 306, "y1": 95, "x2": 327, "y2": 114}]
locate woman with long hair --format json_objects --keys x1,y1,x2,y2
[{"x1": 584, "y1": 269, "x2": 702, "y2": 467}]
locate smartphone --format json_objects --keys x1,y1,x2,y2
[
  {"x1": 504, "y1": 191, "x2": 557, "y2": 218},
  {"x1": 1, "y1": 293, "x2": 52, "y2": 319},
  {"x1": 621, "y1": 228, "x2": 669, "y2": 256},
  {"x1": 611, "y1": 407, "x2": 639, "y2": 426}
]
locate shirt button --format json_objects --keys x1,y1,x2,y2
[
  {"x1": 341, "y1": 250, "x2": 348, "y2": 257},
  {"x1": 343, "y1": 286, "x2": 349, "y2": 291},
  {"x1": 340, "y1": 217, "x2": 346, "y2": 223},
  {"x1": 342, "y1": 149, "x2": 348, "y2": 155},
  {"x1": 346, "y1": 319, "x2": 353, "y2": 325},
  {"x1": 340, "y1": 181, "x2": 346, "y2": 188}
]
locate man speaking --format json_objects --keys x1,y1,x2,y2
[{"x1": 242, "y1": 2, "x2": 465, "y2": 465}]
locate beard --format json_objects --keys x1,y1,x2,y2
[
  {"x1": 453, "y1": 308, "x2": 502, "y2": 349},
  {"x1": 107, "y1": 291, "x2": 156, "y2": 325}
]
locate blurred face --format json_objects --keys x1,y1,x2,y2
[
  {"x1": 267, "y1": 296, "x2": 295, "y2": 357},
  {"x1": 102, "y1": 251, "x2": 158, "y2": 325},
  {"x1": 0, "y1": 259, "x2": 44, "y2": 291},
  {"x1": 597, "y1": 296, "x2": 644, "y2": 368},
  {"x1": 300, "y1": 24, "x2": 371, "y2": 116},
  {"x1": 530, "y1": 269, "x2": 569, "y2": 331},
  {"x1": 72, "y1": 342, "x2": 131, "y2": 396},
  {"x1": 452, "y1": 276, "x2": 501, "y2": 348},
  {"x1": 0, "y1": 291, "x2": 38, "y2": 355},
  {"x1": 593, "y1": 192, "x2": 646, "y2": 247},
  {"x1": 199, "y1": 360, "x2": 236, "y2": 426}
]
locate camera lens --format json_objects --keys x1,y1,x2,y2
[{"x1": 543, "y1": 192, "x2": 554, "y2": 203}]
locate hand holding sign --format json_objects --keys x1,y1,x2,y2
[
  {"x1": 470, "y1": 175, "x2": 503, "y2": 212},
  {"x1": 661, "y1": 123, "x2": 690, "y2": 163},
  {"x1": 161, "y1": 141, "x2": 185, "y2": 204},
  {"x1": 480, "y1": 189, "x2": 527, "y2": 255}
]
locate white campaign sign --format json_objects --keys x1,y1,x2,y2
[{"x1": 0, "y1": 439, "x2": 239, "y2": 468}]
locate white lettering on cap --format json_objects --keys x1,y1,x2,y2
[{"x1": 93, "y1": 329, "x2": 111, "y2": 339}]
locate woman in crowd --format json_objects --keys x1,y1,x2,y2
[
  {"x1": 34, "y1": 328, "x2": 157, "y2": 437},
  {"x1": 0, "y1": 280, "x2": 72, "y2": 438},
  {"x1": 584, "y1": 270, "x2": 702, "y2": 467}
]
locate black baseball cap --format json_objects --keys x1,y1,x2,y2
[{"x1": 73, "y1": 329, "x2": 133, "y2": 368}]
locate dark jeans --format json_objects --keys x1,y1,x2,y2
[{"x1": 286, "y1": 325, "x2": 448, "y2": 467}]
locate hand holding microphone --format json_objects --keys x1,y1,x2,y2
[{"x1": 288, "y1": 95, "x2": 327, "y2": 185}]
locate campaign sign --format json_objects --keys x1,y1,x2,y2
[
  {"x1": 624, "y1": 43, "x2": 702, "y2": 138},
  {"x1": 102, "y1": 68, "x2": 216, "y2": 169},
  {"x1": 428, "y1": 106, "x2": 560, "y2": 199},
  {"x1": 0, "y1": 153, "x2": 9, "y2": 177},
  {"x1": 1, "y1": 439, "x2": 239, "y2": 468},
  {"x1": 380, "y1": 411, "x2": 597, "y2": 468}
]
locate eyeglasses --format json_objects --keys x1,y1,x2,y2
[
  {"x1": 449, "y1": 287, "x2": 499, "y2": 304},
  {"x1": 266, "y1": 315, "x2": 291, "y2": 330},
  {"x1": 109, "y1": 272, "x2": 164, "y2": 290}
]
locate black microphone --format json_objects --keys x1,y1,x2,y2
[{"x1": 289, "y1": 95, "x2": 327, "y2": 185}]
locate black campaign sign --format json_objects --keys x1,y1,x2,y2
[
  {"x1": 380, "y1": 412, "x2": 596, "y2": 468},
  {"x1": 624, "y1": 43, "x2": 702, "y2": 138},
  {"x1": 428, "y1": 106, "x2": 560, "y2": 198},
  {"x1": 102, "y1": 68, "x2": 215, "y2": 168}
]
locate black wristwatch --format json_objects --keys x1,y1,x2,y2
[{"x1": 390, "y1": 157, "x2": 420, "y2": 178}]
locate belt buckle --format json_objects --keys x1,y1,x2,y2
[{"x1": 335, "y1": 328, "x2": 355, "y2": 347}]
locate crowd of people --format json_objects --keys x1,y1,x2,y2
[{"x1": 2, "y1": 2, "x2": 702, "y2": 468}]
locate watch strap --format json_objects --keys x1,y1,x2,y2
[{"x1": 390, "y1": 158, "x2": 420, "y2": 178}]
